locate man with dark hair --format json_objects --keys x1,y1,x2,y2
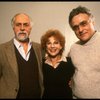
[{"x1": 69, "y1": 6, "x2": 100, "y2": 98}]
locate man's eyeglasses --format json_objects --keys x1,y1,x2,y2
[{"x1": 72, "y1": 19, "x2": 91, "y2": 31}]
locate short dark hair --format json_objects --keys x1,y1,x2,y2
[{"x1": 69, "y1": 6, "x2": 93, "y2": 27}]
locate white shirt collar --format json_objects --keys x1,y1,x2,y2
[
  {"x1": 13, "y1": 38, "x2": 32, "y2": 61},
  {"x1": 13, "y1": 38, "x2": 32, "y2": 48},
  {"x1": 45, "y1": 55, "x2": 67, "y2": 64},
  {"x1": 45, "y1": 55, "x2": 67, "y2": 68}
]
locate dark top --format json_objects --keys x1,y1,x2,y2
[
  {"x1": 42, "y1": 57, "x2": 75, "y2": 99},
  {"x1": 14, "y1": 46, "x2": 41, "y2": 99}
]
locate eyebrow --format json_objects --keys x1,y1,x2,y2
[{"x1": 72, "y1": 19, "x2": 90, "y2": 30}]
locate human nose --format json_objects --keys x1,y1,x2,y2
[
  {"x1": 78, "y1": 25, "x2": 83, "y2": 32},
  {"x1": 51, "y1": 43, "x2": 55, "y2": 47},
  {"x1": 20, "y1": 25, "x2": 25, "y2": 31}
]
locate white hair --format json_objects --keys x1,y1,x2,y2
[{"x1": 11, "y1": 13, "x2": 33, "y2": 28}]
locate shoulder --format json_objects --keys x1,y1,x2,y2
[
  {"x1": 66, "y1": 57, "x2": 71, "y2": 62},
  {"x1": 69, "y1": 40, "x2": 81, "y2": 54},
  {"x1": 31, "y1": 41, "x2": 41, "y2": 50},
  {"x1": 0, "y1": 40, "x2": 13, "y2": 50},
  {"x1": 31, "y1": 41, "x2": 42, "y2": 57},
  {"x1": 32, "y1": 41, "x2": 40, "y2": 47},
  {"x1": 66, "y1": 57, "x2": 75, "y2": 72},
  {"x1": 71, "y1": 40, "x2": 80, "y2": 47},
  {"x1": 66, "y1": 57, "x2": 73, "y2": 66}
]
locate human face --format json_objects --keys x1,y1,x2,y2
[
  {"x1": 71, "y1": 13, "x2": 95, "y2": 43},
  {"x1": 46, "y1": 36, "x2": 62, "y2": 58},
  {"x1": 13, "y1": 14, "x2": 32, "y2": 42}
]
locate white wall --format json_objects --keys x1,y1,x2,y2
[{"x1": 0, "y1": 1, "x2": 100, "y2": 56}]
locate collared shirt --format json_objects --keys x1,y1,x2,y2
[
  {"x1": 13, "y1": 38, "x2": 32, "y2": 61},
  {"x1": 45, "y1": 55, "x2": 67, "y2": 68}
]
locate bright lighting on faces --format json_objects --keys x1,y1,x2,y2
[{"x1": 15, "y1": 31, "x2": 29, "y2": 42}]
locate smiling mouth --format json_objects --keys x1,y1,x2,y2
[{"x1": 50, "y1": 49, "x2": 57, "y2": 52}]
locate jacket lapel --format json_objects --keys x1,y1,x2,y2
[{"x1": 5, "y1": 40, "x2": 19, "y2": 80}]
